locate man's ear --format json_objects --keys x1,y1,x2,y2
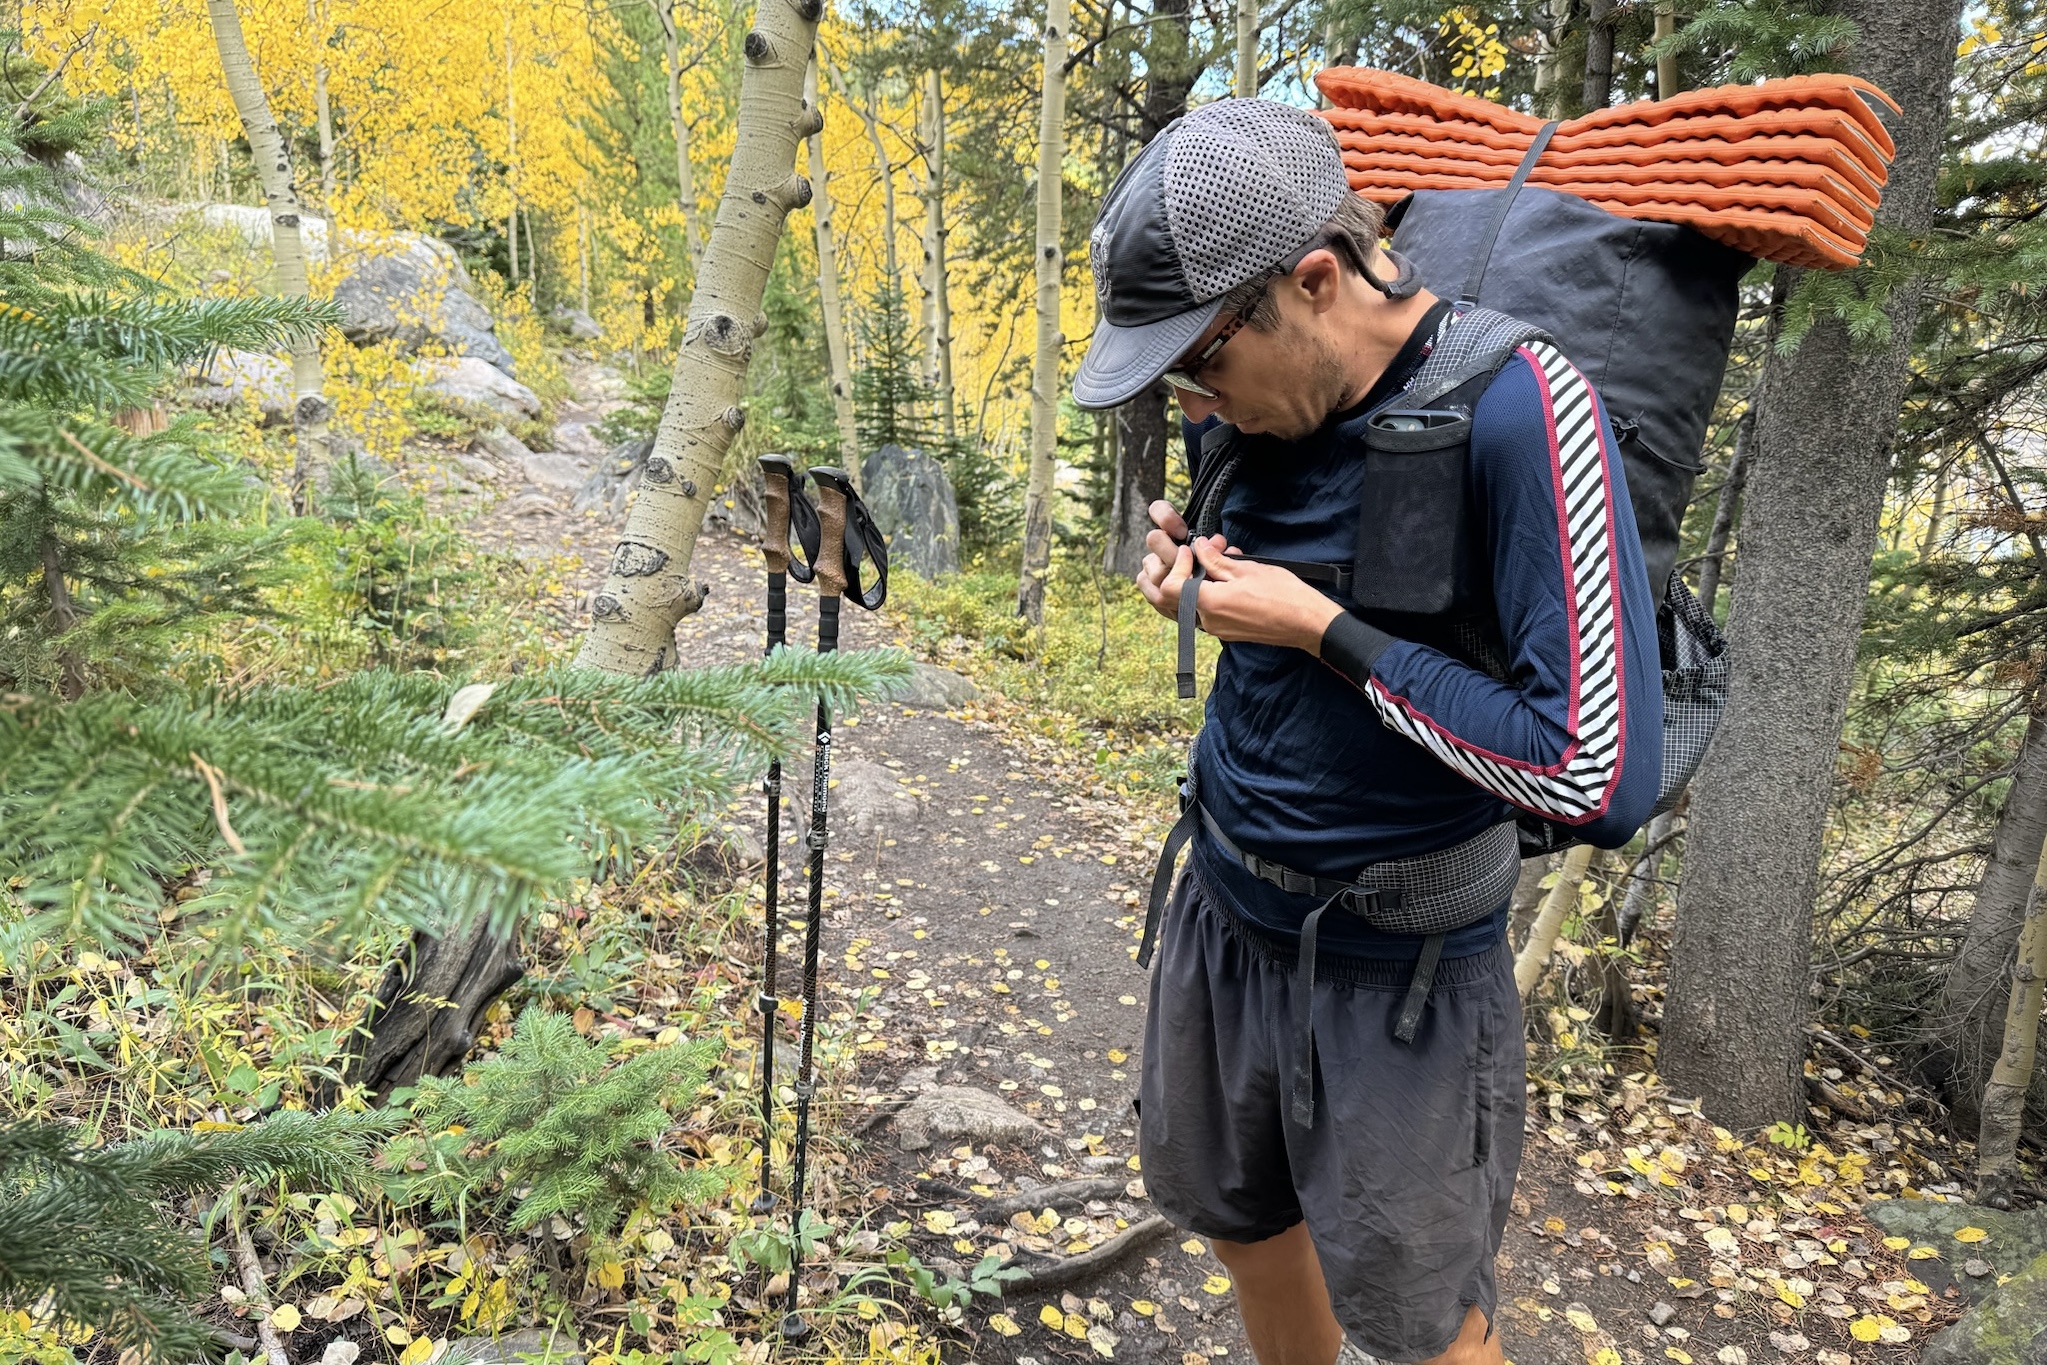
[{"x1": 1292, "y1": 247, "x2": 1345, "y2": 315}]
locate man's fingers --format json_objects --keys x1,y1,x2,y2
[
  {"x1": 1191, "y1": 534, "x2": 1238, "y2": 577},
  {"x1": 1148, "y1": 500, "x2": 1188, "y2": 541}
]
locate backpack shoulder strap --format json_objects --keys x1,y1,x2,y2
[{"x1": 1400, "y1": 306, "x2": 1552, "y2": 411}]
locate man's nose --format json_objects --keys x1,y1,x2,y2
[{"x1": 1173, "y1": 387, "x2": 1222, "y2": 423}]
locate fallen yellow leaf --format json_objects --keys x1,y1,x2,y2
[
  {"x1": 1180, "y1": 1238, "x2": 1205, "y2": 1255},
  {"x1": 1041, "y1": 1305, "x2": 1066, "y2": 1330},
  {"x1": 990, "y1": 1314, "x2": 1022, "y2": 1337},
  {"x1": 1955, "y1": 1227, "x2": 1989, "y2": 1243},
  {"x1": 1202, "y1": 1275, "x2": 1232, "y2": 1295},
  {"x1": 1131, "y1": 1300, "x2": 1157, "y2": 1317},
  {"x1": 1907, "y1": 1246, "x2": 1939, "y2": 1261},
  {"x1": 1064, "y1": 1311, "x2": 1089, "y2": 1339},
  {"x1": 1849, "y1": 1317, "x2": 1882, "y2": 1343},
  {"x1": 268, "y1": 1305, "x2": 301, "y2": 1333},
  {"x1": 399, "y1": 1338, "x2": 436, "y2": 1365},
  {"x1": 1565, "y1": 1307, "x2": 1598, "y2": 1333},
  {"x1": 1882, "y1": 1236, "x2": 1911, "y2": 1250},
  {"x1": 1666, "y1": 1350, "x2": 1693, "y2": 1365},
  {"x1": 923, "y1": 1210, "x2": 956, "y2": 1234}
]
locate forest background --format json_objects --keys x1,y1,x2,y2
[{"x1": 6, "y1": 0, "x2": 2047, "y2": 1360}]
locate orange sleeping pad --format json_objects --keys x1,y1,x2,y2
[{"x1": 1314, "y1": 68, "x2": 1898, "y2": 269}]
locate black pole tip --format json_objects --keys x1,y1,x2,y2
[
  {"x1": 777, "y1": 1312, "x2": 811, "y2": 1341},
  {"x1": 748, "y1": 1191, "x2": 777, "y2": 1216}
]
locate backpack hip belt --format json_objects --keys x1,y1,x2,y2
[{"x1": 1141, "y1": 798, "x2": 1520, "y2": 1126}]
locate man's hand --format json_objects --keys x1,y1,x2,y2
[{"x1": 1134, "y1": 500, "x2": 1343, "y2": 654}]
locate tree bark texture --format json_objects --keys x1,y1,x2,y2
[
  {"x1": 1235, "y1": 0, "x2": 1258, "y2": 96},
  {"x1": 1936, "y1": 692, "x2": 2047, "y2": 1127},
  {"x1": 1581, "y1": 0, "x2": 1616, "y2": 111},
  {"x1": 349, "y1": 919, "x2": 525, "y2": 1103},
  {"x1": 650, "y1": 0, "x2": 705, "y2": 261},
  {"x1": 1660, "y1": 0, "x2": 1964, "y2": 1129},
  {"x1": 206, "y1": 0, "x2": 329, "y2": 513},
  {"x1": 921, "y1": 68, "x2": 956, "y2": 442},
  {"x1": 309, "y1": 0, "x2": 334, "y2": 206},
  {"x1": 575, "y1": 0, "x2": 823, "y2": 675},
  {"x1": 1974, "y1": 836, "x2": 2047, "y2": 1207},
  {"x1": 807, "y1": 62, "x2": 861, "y2": 473},
  {"x1": 1106, "y1": 384, "x2": 1169, "y2": 576},
  {"x1": 1016, "y1": 0, "x2": 1069, "y2": 627}
]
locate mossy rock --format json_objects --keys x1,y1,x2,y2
[
  {"x1": 1866, "y1": 1199, "x2": 2047, "y2": 1304},
  {"x1": 1924, "y1": 1249, "x2": 2047, "y2": 1365}
]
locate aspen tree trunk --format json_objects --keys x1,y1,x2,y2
[
  {"x1": 575, "y1": 0, "x2": 824, "y2": 674},
  {"x1": 1661, "y1": 0, "x2": 1965, "y2": 1127},
  {"x1": 578, "y1": 203, "x2": 592, "y2": 315},
  {"x1": 1235, "y1": 0, "x2": 1258, "y2": 96},
  {"x1": 807, "y1": 61, "x2": 861, "y2": 473},
  {"x1": 855, "y1": 87, "x2": 903, "y2": 296},
  {"x1": 1654, "y1": 2, "x2": 1679, "y2": 99},
  {"x1": 921, "y1": 67, "x2": 957, "y2": 442},
  {"x1": 1016, "y1": 0, "x2": 1069, "y2": 627},
  {"x1": 1975, "y1": 835, "x2": 2047, "y2": 1208},
  {"x1": 1936, "y1": 689, "x2": 2047, "y2": 1128},
  {"x1": 1515, "y1": 844, "x2": 1599, "y2": 1001},
  {"x1": 309, "y1": 0, "x2": 334, "y2": 206},
  {"x1": 1582, "y1": 0, "x2": 1616, "y2": 110},
  {"x1": 649, "y1": 0, "x2": 705, "y2": 261},
  {"x1": 205, "y1": 0, "x2": 329, "y2": 513},
  {"x1": 505, "y1": 19, "x2": 520, "y2": 281},
  {"x1": 1534, "y1": 0, "x2": 1568, "y2": 102},
  {"x1": 1695, "y1": 403, "x2": 1754, "y2": 615}
]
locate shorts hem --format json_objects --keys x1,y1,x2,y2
[{"x1": 1144, "y1": 1195, "x2": 1303, "y2": 1250}]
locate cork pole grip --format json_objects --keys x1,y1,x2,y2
[
  {"x1": 761, "y1": 476, "x2": 791, "y2": 575},
  {"x1": 814, "y1": 484, "x2": 849, "y2": 599}
]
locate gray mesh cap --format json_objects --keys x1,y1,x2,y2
[{"x1": 1073, "y1": 97, "x2": 1351, "y2": 410}]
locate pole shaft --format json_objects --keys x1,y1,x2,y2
[
  {"x1": 755, "y1": 568, "x2": 788, "y2": 1206},
  {"x1": 787, "y1": 593, "x2": 840, "y2": 1313}
]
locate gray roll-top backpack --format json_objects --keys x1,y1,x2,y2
[{"x1": 1178, "y1": 126, "x2": 1743, "y2": 858}]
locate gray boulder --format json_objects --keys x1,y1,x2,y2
[
  {"x1": 860, "y1": 444, "x2": 959, "y2": 578},
  {"x1": 417, "y1": 357, "x2": 540, "y2": 420},
  {"x1": 1866, "y1": 1200, "x2": 2047, "y2": 1304},
  {"x1": 895, "y1": 1085, "x2": 1047, "y2": 1152},
  {"x1": 520, "y1": 451, "x2": 589, "y2": 493},
  {"x1": 550, "y1": 306, "x2": 602, "y2": 341},
  {"x1": 186, "y1": 348, "x2": 292, "y2": 419},
  {"x1": 331, "y1": 234, "x2": 515, "y2": 373},
  {"x1": 1924, "y1": 1250, "x2": 2047, "y2": 1365},
  {"x1": 898, "y1": 662, "x2": 979, "y2": 710},
  {"x1": 471, "y1": 426, "x2": 535, "y2": 466}
]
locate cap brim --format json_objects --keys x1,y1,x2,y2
[{"x1": 1071, "y1": 297, "x2": 1225, "y2": 410}]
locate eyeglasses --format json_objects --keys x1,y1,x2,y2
[{"x1": 1160, "y1": 242, "x2": 1323, "y2": 399}]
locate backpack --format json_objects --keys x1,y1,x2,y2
[{"x1": 1184, "y1": 129, "x2": 1741, "y2": 854}]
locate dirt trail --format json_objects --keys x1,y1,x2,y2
[{"x1": 441, "y1": 381, "x2": 1914, "y2": 1365}]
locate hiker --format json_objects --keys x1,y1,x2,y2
[{"x1": 1074, "y1": 98, "x2": 1664, "y2": 1365}]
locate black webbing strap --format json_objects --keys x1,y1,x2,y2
[
  {"x1": 786, "y1": 484, "x2": 821, "y2": 585},
  {"x1": 1394, "y1": 933, "x2": 1446, "y2": 1045},
  {"x1": 1176, "y1": 562, "x2": 1205, "y2": 699},
  {"x1": 1290, "y1": 891, "x2": 1342, "y2": 1127},
  {"x1": 840, "y1": 491, "x2": 890, "y2": 611},
  {"x1": 1458, "y1": 120, "x2": 1560, "y2": 308},
  {"x1": 1139, "y1": 802, "x2": 1200, "y2": 968}
]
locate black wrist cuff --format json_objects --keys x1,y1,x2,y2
[{"x1": 1321, "y1": 612, "x2": 1397, "y2": 686}]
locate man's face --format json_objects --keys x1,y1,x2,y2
[{"x1": 1166, "y1": 277, "x2": 1348, "y2": 441}]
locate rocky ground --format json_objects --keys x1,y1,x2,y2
[{"x1": 395, "y1": 358, "x2": 2006, "y2": 1365}]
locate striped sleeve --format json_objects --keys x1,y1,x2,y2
[{"x1": 1325, "y1": 343, "x2": 1663, "y2": 845}]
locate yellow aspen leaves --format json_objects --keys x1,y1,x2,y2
[
  {"x1": 1955, "y1": 1226, "x2": 1989, "y2": 1242},
  {"x1": 1201, "y1": 1274, "x2": 1232, "y2": 1295},
  {"x1": 1039, "y1": 1305, "x2": 1065, "y2": 1330},
  {"x1": 921, "y1": 1209, "x2": 955, "y2": 1233},
  {"x1": 1565, "y1": 1307, "x2": 1598, "y2": 1333},
  {"x1": 268, "y1": 1304, "x2": 301, "y2": 1332},
  {"x1": 989, "y1": 1314, "x2": 1022, "y2": 1337}
]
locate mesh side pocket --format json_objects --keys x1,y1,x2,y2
[{"x1": 1652, "y1": 574, "x2": 1729, "y2": 817}]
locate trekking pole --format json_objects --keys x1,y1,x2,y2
[
  {"x1": 778, "y1": 466, "x2": 853, "y2": 1339},
  {"x1": 749, "y1": 455, "x2": 815, "y2": 1218}
]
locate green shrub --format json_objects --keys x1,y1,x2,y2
[{"x1": 390, "y1": 1007, "x2": 725, "y2": 1243}]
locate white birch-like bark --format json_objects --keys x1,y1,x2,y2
[
  {"x1": 921, "y1": 67, "x2": 956, "y2": 442},
  {"x1": 649, "y1": 0, "x2": 705, "y2": 261},
  {"x1": 1515, "y1": 844, "x2": 1600, "y2": 1001},
  {"x1": 1655, "y1": 2, "x2": 1679, "y2": 99},
  {"x1": 575, "y1": 0, "x2": 824, "y2": 674},
  {"x1": 205, "y1": 0, "x2": 329, "y2": 512},
  {"x1": 1235, "y1": 0, "x2": 1258, "y2": 96},
  {"x1": 1976, "y1": 838, "x2": 2047, "y2": 1206},
  {"x1": 806, "y1": 61, "x2": 860, "y2": 473},
  {"x1": 505, "y1": 18, "x2": 519, "y2": 280},
  {"x1": 1016, "y1": 0, "x2": 1068, "y2": 625},
  {"x1": 309, "y1": 0, "x2": 334, "y2": 205}
]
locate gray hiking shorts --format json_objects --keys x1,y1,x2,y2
[{"x1": 1137, "y1": 866, "x2": 1525, "y2": 1363}]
